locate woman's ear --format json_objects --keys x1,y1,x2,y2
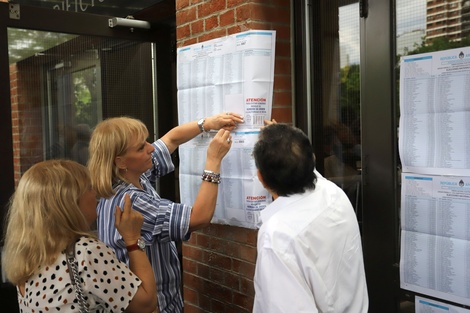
[{"x1": 114, "y1": 156, "x2": 126, "y2": 170}]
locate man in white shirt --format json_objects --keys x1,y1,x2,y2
[{"x1": 252, "y1": 123, "x2": 368, "y2": 313}]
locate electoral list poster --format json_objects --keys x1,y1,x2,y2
[
  {"x1": 176, "y1": 30, "x2": 276, "y2": 229},
  {"x1": 399, "y1": 47, "x2": 470, "y2": 306}
]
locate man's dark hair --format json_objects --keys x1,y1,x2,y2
[{"x1": 253, "y1": 123, "x2": 316, "y2": 196}]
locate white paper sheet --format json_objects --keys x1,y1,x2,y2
[
  {"x1": 399, "y1": 47, "x2": 470, "y2": 307},
  {"x1": 176, "y1": 30, "x2": 276, "y2": 229},
  {"x1": 416, "y1": 296, "x2": 470, "y2": 313},
  {"x1": 399, "y1": 48, "x2": 470, "y2": 176},
  {"x1": 400, "y1": 174, "x2": 470, "y2": 305}
]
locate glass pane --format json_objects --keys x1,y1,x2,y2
[
  {"x1": 42, "y1": 48, "x2": 102, "y2": 164},
  {"x1": 315, "y1": 1, "x2": 362, "y2": 226},
  {"x1": 396, "y1": 0, "x2": 470, "y2": 312},
  {"x1": 8, "y1": 28, "x2": 155, "y2": 182}
]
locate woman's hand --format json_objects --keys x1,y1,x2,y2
[
  {"x1": 114, "y1": 194, "x2": 143, "y2": 246},
  {"x1": 204, "y1": 112, "x2": 244, "y2": 131},
  {"x1": 206, "y1": 129, "x2": 233, "y2": 163},
  {"x1": 263, "y1": 118, "x2": 277, "y2": 127}
]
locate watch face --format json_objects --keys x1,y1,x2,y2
[
  {"x1": 137, "y1": 238, "x2": 146, "y2": 250},
  {"x1": 197, "y1": 118, "x2": 205, "y2": 132}
]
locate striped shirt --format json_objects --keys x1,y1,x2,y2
[{"x1": 97, "y1": 139, "x2": 192, "y2": 313}]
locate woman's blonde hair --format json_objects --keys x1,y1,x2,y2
[
  {"x1": 88, "y1": 116, "x2": 149, "y2": 198},
  {"x1": 2, "y1": 160, "x2": 94, "y2": 285}
]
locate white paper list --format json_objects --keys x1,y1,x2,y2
[
  {"x1": 400, "y1": 174, "x2": 470, "y2": 305},
  {"x1": 399, "y1": 48, "x2": 470, "y2": 176},
  {"x1": 176, "y1": 31, "x2": 276, "y2": 229}
]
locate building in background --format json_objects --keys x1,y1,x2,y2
[{"x1": 426, "y1": 0, "x2": 463, "y2": 42}]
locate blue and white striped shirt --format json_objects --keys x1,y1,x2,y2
[{"x1": 97, "y1": 139, "x2": 192, "y2": 313}]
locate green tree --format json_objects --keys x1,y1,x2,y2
[{"x1": 340, "y1": 63, "x2": 361, "y2": 114}]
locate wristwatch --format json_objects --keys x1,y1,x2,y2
[
  {"x1": 197, "y1": 118, "x2": 206, "y2": 132},
  {"x1": 126, "y1": 237, "x2": 146, "y2": 252}
]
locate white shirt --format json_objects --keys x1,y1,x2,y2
[{"x1": 253, "y1": 171, "x2": 368, "y2": 313}]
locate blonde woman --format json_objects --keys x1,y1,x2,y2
[
  {"x1": 88, "y1": 114, "x2": 241, "y2": 313},
  {"x1": 2, "y1": 160, "x2": 158, "y2": 312}
]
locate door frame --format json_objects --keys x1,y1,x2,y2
[
  {"x1": 293, "y1": 0, "x2": 401, "y2": 311},
  {"x1": 0, "y1": 2, "x2": 177, "y2": 234}
]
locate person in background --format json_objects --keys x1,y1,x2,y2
[
  {"x1": 71, "y1": 123, "x2": 91, "y2": 165},
  {"x1": 88, "y1": 113, "x2": 243, "y2": 313},
  {"x1": 252, "y1": 122, "x2": 368, "y2": 313},
  {"x1": 46, "y1": 123, "x2": 77, "y2": 160},
  {"x1": 2, "y1": 159, "x2": 158, "y2": 313}
]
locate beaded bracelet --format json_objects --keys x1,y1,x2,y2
[{"x1": 202, "y1": 170, "x2": 221, "y2": 184}]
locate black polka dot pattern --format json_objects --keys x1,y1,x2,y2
[{"x1": 17, "y1": 237, "x2": 141, "y2": 312}]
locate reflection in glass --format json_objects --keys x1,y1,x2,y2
[
  {"x1": 320, "y1": 2, "x2": 362, "y2": 214},
  {"x1": 7, "y1": 28, "x2": 104, "y2": 175},
  {"x1": 8, "y1": 25, "x2": 154, "y2": 183}
]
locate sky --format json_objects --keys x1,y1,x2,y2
[{"x1": 338, "y1": 0, "x2": 426, "y2": 65}]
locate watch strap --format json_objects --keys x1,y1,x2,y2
[
  {"x1": 126, "y1": 243, "x2": 141, "y2": 252},
  {"x1": 126, "y1": 238, "x2": 145, "y2": 252}
]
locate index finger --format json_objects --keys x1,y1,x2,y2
[
  {"x1": 122, "y1": 193, "x2": 131, "y2": 215},
  {"x1": 217, "y1": 129, "x2": 230, "y2": 140},
  {"x1": 214, "y1": 128, "x2": 227, "y2": 137}
]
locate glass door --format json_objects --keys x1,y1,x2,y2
[
  {"x1": 8, "y1": 27, "x2": 156, "y2": 177},
  {"x1": 304, "y1": 0, "x2": 363, "y2": 223},
  {"x1": 396, "y1": 1, "x2": 470, "y2": 312},
  {"x1": 299, "y1": 0, "x2": 401, "y2": 311},
  {"x1": 45, "y1": 49, "x2": 102, "y2": 164}
]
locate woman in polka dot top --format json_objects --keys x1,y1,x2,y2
[{"x1": 2, "y1": 159, "x2": 159, "y2": 312}]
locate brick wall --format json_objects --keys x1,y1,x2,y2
[
  {"x1": 175, "y1": 1, "x2": 293, "y2": 312},
  {"x1": 10, "y1": 62, "x2": 44, "y2": 186}
]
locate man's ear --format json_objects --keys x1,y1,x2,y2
[
  {"x1": 257, "y1": 169, "x2": 277, "y2": 200},
  {"x1": 114, "y1": 156, "x2": 126, "y2": 170},
  {"x1": 257, "y1": 169, "x2": 266, "y2": 188}
]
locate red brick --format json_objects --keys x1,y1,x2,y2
[
  {"x1": 273, "y1": 90, "x2": 292, "y2": 106},
  {"x1": 203, "y1": 250, "x2": 232, "y2": 269},
  {"x1": 239, "y1": 244, "x2": 257, "y2": 263},
  {"x1": 182, "y1": 256, "x2": 198, "y2": 274},
  {"x1": 198, "y1": 0, "x2": 226, "y2": 18},
  {"x1": 191, "y1": 20, "x2": 204, "y2": 35},
  {"x1": 227, "y1": 0, "x2": 244, "y2": 5},
  {"x1": 176, "y1": 6, "x2": 197, "y2": 25},
  {"x1": 273, "y1": 75, "x2": 292, "y2": 90},
  {"x1": 220, "y1": 10, "x2": 235, "y2": 27},
  {"x1": 232, "y1": 291, "x2": 254, "y2": 310},
  {"x1": 199, "y1": 29, "x2": 227, "y2": 42},
  {"x1": 235, "y1": 3, "x2": 253, "y2": 22},
  {"x1": 183, "y1": 286, "x2": 199, "y2": 305},
  {"x1": 183, "y1": 303, "x2": 203, "y2": 313},
  {"x1": 211, "y1": 298, "x2": 227, "y2": 312},
  {"x1": 276, "y1": 41, "x2": 291, "y2": 58},
  {"x1": 272, "y1": 107, "x2": 293, "y2": 123},
  {"x1": 201, "y1": 280, "x2": 232, "y2": 302},
  {"x1": 205, "y1": 15, "x2": 219, "y2": 31},
  {"x1": 232, "y1": 259, "x2": 255, "y2": 279},
  {"x1": 182, "y1": 243, "x2": 204, "y2": 260},
  {"x1": 176, "y1": 0, "x2": 189, "y2": 10}
]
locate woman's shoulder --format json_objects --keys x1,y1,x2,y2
[{"x1": 75, "y1": 236, "x2": 115, "y2": 255}]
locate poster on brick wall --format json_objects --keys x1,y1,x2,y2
[{"x1": 176, "y1": 30, "x2": 276, "y2": 229}]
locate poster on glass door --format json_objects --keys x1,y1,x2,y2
[
  {"x1": 176, "y1": 30, "x2": 276, "y2": 229},
  {"x1": 399, "y1": 47, "x2": 470, "y2": 306}
]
